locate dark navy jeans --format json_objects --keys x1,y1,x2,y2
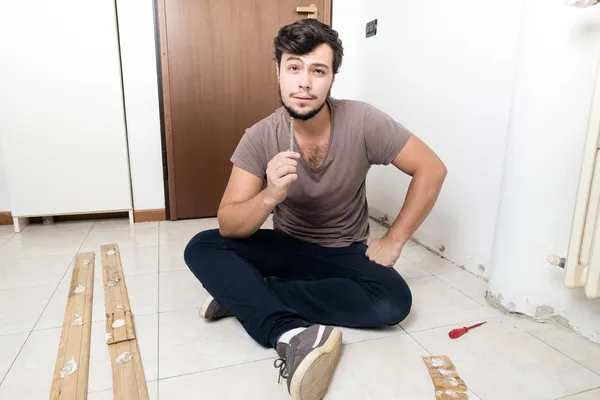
[{"x1": 184, "y1": 228, "x2": 412, "y2": 348}]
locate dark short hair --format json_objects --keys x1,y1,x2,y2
[{"x1": 274, "y1": 19, "x2": 344, "y2": 74}]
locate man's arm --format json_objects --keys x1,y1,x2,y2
[
  {"x1": 366, "y1": 135, "x2": 446, "y2": 266},
  {"x1": 217, "y1": 166, "x2": 275, "y2": 238},
  {"x1": 218, "y1": 151, "x2": 300, "y2": 238},
  {"x1": 387, "y1": 135, "x2": 447, "y2": 245}
]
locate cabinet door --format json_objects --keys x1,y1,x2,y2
[{"x1": 0, "y1": 1, "x2": 132, "y2": 217}]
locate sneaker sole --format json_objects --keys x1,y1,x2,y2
[
  {"x1": 289, "y1": 328, "x2": 343, "y2": 400},
  {"x1": 198, "y1": 294, "x2": 214, "y2": 319}
]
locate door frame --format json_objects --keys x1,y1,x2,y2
[{"x1": 154, "y1": 0, "x2": 332, "y2": 220}]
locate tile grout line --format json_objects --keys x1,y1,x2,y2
[
  {"x1": 0, "y1": 233, "x2": 16, "y2": 249},
  {"x1": 554, "y1": 385, "x2": 600, "y2": 399},
  {"x1": 0, "y1": 222, "x2": 96, "y2": 387},
  {"x1": 23, "y1": 312, "x2": 161, "y2": 334},
  {"x1": 401, "y1": 316, "x2": 503, "y2": 336},
  {"x1": 87, "y1": 381, "x2": 158, "y2": 395},
  {"x1": 406, "y1": 244, "x2": 492, "y2": 308},
  {"x1": 0, "y1": 277, "x2": 76, "y2": 293},
  {"x1": 525, "y1": 330, "x2": 600, "y2": 379},
  {"x1": 399, "y1": 326, "x2": 432, "y2": 355},
  {"x1": 157, "y1": 221, "x2": 161, "y2": 398},
  {"x1": 404, "y1": 274, "x2": 437, "y2": 283},
  {"x1": 6, "y1": 311, "x2": 500, "y2": 338},
  {"x1": 123, "y1": 306, "x2": 504, "y2": 330},
  {"x1": 0, "y1": 228, "x2": 18, "y2": 253},
  {"x1": 335, "y1": 330, "x2": 410, "y2": 349},
  {"x1": 156, "y1": 356, "x2": 284, "y2": 383},
  {"x1": 430, "y1": 272, "x2": 489, "y2": 307}
]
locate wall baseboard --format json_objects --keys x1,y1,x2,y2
[
  {"x1": 0, "y1": 209, "x2": 167, "y2": 226},
  {"x1": 1, "y1": 211, "x2": 130, "y2": 226},
  {"x1": 134, "y1": 209, "x2": 166, "y2": 223},
  {"x1": 0, "y1": 212, "x2": 12, "y2": 225}
]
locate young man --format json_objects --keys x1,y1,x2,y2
[{"x1": 184, "y1": 20, "x2": 447, "y2": 400}]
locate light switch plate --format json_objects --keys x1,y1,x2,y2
[{"x1": 366, "y1": 19, "x2": 377, "y2": 38}]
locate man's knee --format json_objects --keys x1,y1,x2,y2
[
  {"x1": 374, "y1": 278, "x2": 413, "y2": 325},
  {"x1": 183, "y1": 228, "x2": 223, "y2": 267}
]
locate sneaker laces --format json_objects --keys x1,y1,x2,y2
[{"x1": 273, "y1": 357, "x2": 289, "y2": 383}]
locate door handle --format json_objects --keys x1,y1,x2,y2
[{"x1": 297, "y1": 4, "x2": 318, "y2": 19}]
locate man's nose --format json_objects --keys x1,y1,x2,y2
[{"x1": 298, "y1": 70, "x2": 312, "y2": 90}]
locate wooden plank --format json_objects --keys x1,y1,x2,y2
[
  {"x1": 50, "y1": 252, "x2": 95, "y2": 400},
  {"x1": 108, "y1": 322, "x2": 148, "y2": 400},
  {"x1": 106, "y1": 310, "x2": 136, "y2": 345},
  {"x1": 101, "y1": 244, "x2": 132, "y2": 313},
  {"x1": 422, "y1": 355, "x2": 469, "y2": 399},
  {"x1": 101, "y1": 244, "x2": 149, "y2": 400}
]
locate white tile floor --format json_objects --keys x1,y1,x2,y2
[{"x1": 0, "y1": 218, "x2": 599, "y2": 399}]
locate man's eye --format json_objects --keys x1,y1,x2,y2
[
  {"x1": 315, "y1": 69, "x2": 324, "y2": 75},
  {"x1": 289, "y1": 66, "x2": 299, "y2": 71}
]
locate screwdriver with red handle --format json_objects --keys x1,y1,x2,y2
[{"x1": 448, "y1": 321, "x2": 487, "y2": 339}]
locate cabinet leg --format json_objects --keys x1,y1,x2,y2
[{"x1": 13, "y1": 217, "x2": 30, "y2": 233}]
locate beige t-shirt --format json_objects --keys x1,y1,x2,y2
[{"x1": 231, "y1": 97, "x2": 412, "y2": 247}]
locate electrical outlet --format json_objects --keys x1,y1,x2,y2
[{"x1": 366, "y1": 19, "x2": 377, "y2": 38}]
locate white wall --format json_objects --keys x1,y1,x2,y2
[
  {"x1": 329, "y1": 0, "x2": 363, "y2": 101},
  {"x1": 332, "y1": 0, "x2": 523, "y2": 277},
  {"x1": 332, "y1": 0, "x2": 600, "y2": 341},
  {"x1": 488, "y1": 1, "x2": 600, "y2": 341}
]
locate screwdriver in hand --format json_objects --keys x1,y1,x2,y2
[
  {"x1": 448, "y1": 321, "x2": 487, "y2": 339},
  {"x1": 289, "y1": 117, "x2": 294, "y2": 152}
]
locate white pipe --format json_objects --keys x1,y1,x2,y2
[{"x1": 565, "y1": 0, "x2": 599, "y2": 8}]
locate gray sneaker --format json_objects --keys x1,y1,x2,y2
[
  {"x1": 198, "y1": 294, "x2": 234, "y2": 320},
  {"x1": 274, "y1": 325, "x2": 343, "y2": 400}
]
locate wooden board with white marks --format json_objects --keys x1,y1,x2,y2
[
  {"x1": 101, "y1": 244, "x2": 149, "y2": 400},
  {"x1": 50, "y1": 252, "x2": 95, "y2": 400},
  {"x1": 422, "y1": 355, "x2": 469, "y2": 400}
]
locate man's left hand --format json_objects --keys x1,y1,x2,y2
[{"x1": 366, "y1": 236, "x2": 404, "y2": 267}]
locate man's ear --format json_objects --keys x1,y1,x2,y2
[{"x1": 275, "y1": 62, "x2": 280, "y2": 83}]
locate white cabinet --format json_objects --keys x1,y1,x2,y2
[{"x1": 0, "y1": 1, "x2": 133, "y2": 230}]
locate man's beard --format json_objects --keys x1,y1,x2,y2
[{"x1": 278, "y1": 87, "x2": 329, "y2": 121}]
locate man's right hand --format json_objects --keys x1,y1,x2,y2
[{"x1": 264, "y1": 151, "x2": 301, "y2": 205}]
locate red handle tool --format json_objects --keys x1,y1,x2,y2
[{"x1": 448, "y1": 321, "x2": 487, "y2": 339}]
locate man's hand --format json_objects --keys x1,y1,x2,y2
[
  {"x1": 366, "y1": 236, "x2": 404, "y2": 267},
  {"x1": 264, "y1": 151, "x2": 301, "y2": 206}
]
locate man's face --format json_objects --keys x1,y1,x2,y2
[{"x1": 277, "y1": 43, "x2": 335, "y2": 121}]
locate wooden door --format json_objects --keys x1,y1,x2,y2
[{"x1": 157, "y1": 0, "x2": 331, "y2": 220}]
